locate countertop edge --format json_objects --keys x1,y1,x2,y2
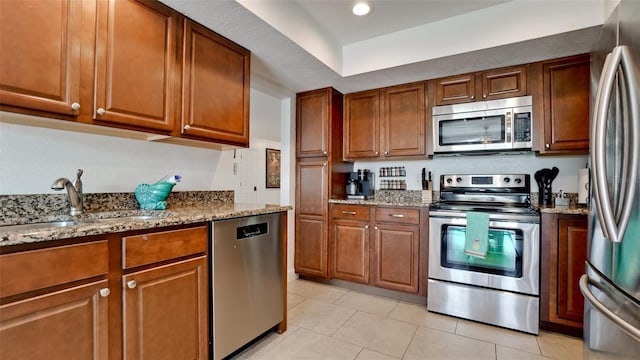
[{"x1": 0, "y1": 204, "x2": 292, "y2": 247}]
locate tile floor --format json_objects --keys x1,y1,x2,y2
[{"x1": 231, "y1": 279, "x2": 584, "y2": 360}]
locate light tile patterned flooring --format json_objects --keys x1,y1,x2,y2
[{"x1": 231, "y1": 279, "x2": 584, "y2": 360}]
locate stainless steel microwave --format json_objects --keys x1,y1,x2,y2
[{"x1": 432, "y1": 96, "x2": 533, "y2": 154}]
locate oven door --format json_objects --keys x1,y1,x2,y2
[{"x1": 428, "y1": 211, "x2": 540, "y2": 295}]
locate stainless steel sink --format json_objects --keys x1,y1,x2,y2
[{"x1": 0, "y1": 220, "x2": 90, "y2": 232}]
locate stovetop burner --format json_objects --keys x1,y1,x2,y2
[{"x1": 432, "y1": 174, "x2": 538, "y2": 216}]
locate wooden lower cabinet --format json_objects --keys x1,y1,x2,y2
[
  {"x1": 540, "y1": 213, "x2": 588, "y2": 337},
  {"x1": 329, "y1": 204, "x2": 424, "y2": 295},
  {"x1": 372, "y1": 223, "x2": 419, "y2": 293},
  {"x1": 295, "y1": 215, "x2": 329, "y2": 278},
  {"x1": 0, "y1": 280, "x2": 109, "y2": 360},
  {"x1": 331, "y1": 205, "x2": 370, "y2": 284},
  {"x1": 0, "y1": 240, "x2": 110, "y2": 360},
  {"x1": 0, "y1": 225, "x2": 209, "y2": 360},
  {"x1": 123, "y1": 256, "x2": 208, "y2": 360}
]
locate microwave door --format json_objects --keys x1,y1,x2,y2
[{"x1": 435, "y1": 109, "x2": 512, "y2": 152}]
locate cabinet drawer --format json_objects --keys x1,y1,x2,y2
[
  {"x1": 374, "y1": 207, "x2": 420, "y2": 225},
  {"x1": 123, "y1": 226, "x2": 208, "y2": 269},
  {"x1": 331, "y1": 204, "x2": 370, "y2": 221},
  {"x1": 0, "y1": 240, "x2": 109, "y2": 298}
]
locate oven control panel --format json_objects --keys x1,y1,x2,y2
[{"x1": 441, "y1": 174, "x2": 529, "y2": 190}]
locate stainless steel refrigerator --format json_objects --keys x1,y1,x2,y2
[{"x1": 581, "y1": 0, "x2": 640, "y2": 358}]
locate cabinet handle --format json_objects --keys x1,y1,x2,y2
[
  {"x1": 545, "y1": 143, "x2": 551, "y2": 149},
  {"x1": 99, "y1": 288, "x2": 110, "y2": 297},
  {"x1": 184, "y1": 125, "x2": 191, "y2": 131},
  {"x1": 127, "y1": 280, "x2": 137, "y2": 289},
  {"x1": 96, "y1": 108, "x2": 106, "y2": 116},
  {"x1": 342, "y1": 211, "x2": 357, "y2": 215},
  {"x1": 389, "y1": 214, "x2": 405, "y2": 218},
  {"x1": 71, "y1": 102, "x2": 80, "y2": 111},
  {"x1": 470, "y1": 95, "x2": 475, "y2": 100}
]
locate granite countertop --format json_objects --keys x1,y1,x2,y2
[
  {"x1": 0, "y1": 203, "x2": 291, "y2": 247},
  {"x1": 537, "y1": 205, "x2": 589, "y2": 215}
]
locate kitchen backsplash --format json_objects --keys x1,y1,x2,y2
[{"x1": 0, "y1": 191, "x2": 233, "y2": 226}]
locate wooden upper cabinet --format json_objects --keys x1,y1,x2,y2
[
  {"x1": 344, "y1": 82, "x2": 426, "y2": 160},
  {"x1": 538, "y1": 54, "x2": 590, "y2": 154},
  {"x1": 344, "y1": 89, "x2": 380, "y2": 159},
  {"x1": 435, "y1": 65, "x2": 528, "y2": 105},
  {"x1": 180, "y1": 19, "x2": 250, "y2": 147},
  {"x1": 297, "y1": 88, "x2": 333, "y2": 158},
  {"x1": 94, "y1": 0, "x2": 179, "y2": 133},
  {"x1": 0, "y1": 0, "x2": 82, "y2": 117},
  {"x1": 381, "y1": 82, "x2": 426, "y2": 157},
  {"x1": 435, "y1": 73, "x2": 476, "y2": 105}
]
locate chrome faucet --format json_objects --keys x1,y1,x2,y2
[{"x1": 51, "y1": 169, "x2": 84, "y2": 215}]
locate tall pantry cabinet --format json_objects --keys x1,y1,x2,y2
[{"x1": 295, "y1": 88, "x2": 349, "y2": 278}]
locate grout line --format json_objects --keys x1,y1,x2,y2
[{"x1": 400, "y1": 325, "x2": 420, "y2": 360}]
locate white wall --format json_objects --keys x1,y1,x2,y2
[
  {"x1": 0, "y1": 87, "x2": 288, "y2": 197},
  {"x1": 354, "y1": 153, "x2": 589, "y2": 195}
]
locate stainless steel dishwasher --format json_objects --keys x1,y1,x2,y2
[{"x1": 210, "y1": 213, "x2": 283, "y2": 360}]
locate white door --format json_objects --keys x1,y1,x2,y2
[{"x1": 235, "y1": 149, "x2": 257, "y2": 203}]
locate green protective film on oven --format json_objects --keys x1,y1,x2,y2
[{"x1": 446, "y1": 226, "x2": 517, "y2": 271}]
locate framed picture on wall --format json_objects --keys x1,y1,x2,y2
[{"x1": 266, "y1": 148, "x2": 281, "y2": 188}]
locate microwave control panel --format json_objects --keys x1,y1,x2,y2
[{"x1": 513, "y1": 112, "x2": 532, "y2": 142}]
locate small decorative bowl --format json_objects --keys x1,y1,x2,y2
[{"x1": 134, "y1": 182, "x2": 175, "y2": 210}]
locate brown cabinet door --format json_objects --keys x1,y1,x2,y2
[
  {"x1": 296, "y1": 159, "x2": 328, "y2": 216},
  {"x1": 94, "y1": 0, "x2": 179, "y2": 132},
  {"x1": 181, "y1": 19, "x2": 250, "y2": 146},
  {"x1": 344, "y1": 89, "x2": 380, "y2": 159},
  {"x1": 557, "y1": 217, "x2": 588, "y2": 323},
  {"x1": 481, "y1": 65, "x2": 528, "y2": 101},
  {"x1": 123, "y1": 256, "x2": 208, "y2": 360},
  {"x1": 297, "y1": 88, "x2": 333, "y2": 158},
  {"x1": 295, "y1": 215, "x2": 329, "y2": 278},
  {"x1": 435, "y1": 73, "x2": 476, "y2": 105},
  {"x1": 0, "y1": 0, "x2": 82, "y2": 117},
  {"x1": 381, "y1": 82, "x2": 426, "y2": 157},
  {"x1": 540, "y1": 54, "x2": 590, "y2": 154},
  {"x1": 0, "y1": 280, "x2": 109, "y2": 360},
  {"x1": 332, "y1": 219, "x2": 370, "y2": 284},
  {"x1": 372, "y1": 224, "x2": 419, "y2": 293}
]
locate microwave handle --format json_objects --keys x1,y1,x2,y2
[{"x1": 505, "y1": 111, "x2": 512, "y2": 143}]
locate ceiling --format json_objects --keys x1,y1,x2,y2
[{"x1": 160, "y1": 0, "x2": 604, "y2": 96}]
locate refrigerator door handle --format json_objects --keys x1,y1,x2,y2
[
  {"x1": 591, "y1": 45, "x2": 639, "y2": 244},
  {"x1": 579, "y1": 275, "x2": 640, "y2": 342}
]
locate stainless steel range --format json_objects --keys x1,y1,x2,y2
[{"x1": 428, "y1": 174, "x2": 540, "y2": 334}]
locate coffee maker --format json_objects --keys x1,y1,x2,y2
[{"x1": 346, "y1": 169, "x2": 375, "y2": 200}]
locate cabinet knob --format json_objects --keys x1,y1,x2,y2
[
  {"x1": 99, "y1": 288, "x2": 110, "y2": 297},
  {"x1": 365, "y1": 225, "x2": 369, "y2": 230},
  {"x1": 184, "y1": 125, "x2": 191, "y2": 131},
  {"x1": 323, "y1": 150, "x2": 327, "y2": 155},
  {"x1": 375, "y1": 151, "x2": 379, "y2": 155},
  {"x1": 483, "y1": 94, "x2": 487, "y2": 99},
  {"x1": 96, "y1": 108, "x2": 106, "y2": 116},
  {"x1": 71, "y1": 102, "x2": 81, "y2": 111},
  {"x1": 127, "y1": 280, "x2": 137, "y2": 289},
  {"x1": 470, "y1": 95, "x2": 475, "y2": 100},
  {"x1": 545, "y1": 144, "x2": 551, "y2": 149},
  {"x1": 384, "y1": 151, "x2": 388, "y2": 155}
]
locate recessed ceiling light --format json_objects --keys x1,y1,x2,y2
[{"x1": 352, "y1": 2, "x2": 373, "y2": 16}]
